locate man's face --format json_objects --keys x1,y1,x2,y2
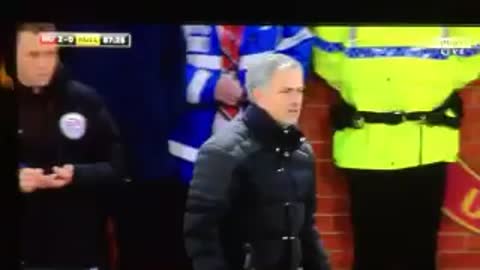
[
  {"x1": 253, "y1": 67, "x2": 304, "y2": 126},
  {"x1": 16, "y1": 31, "x2": 58, "y2": 87}
]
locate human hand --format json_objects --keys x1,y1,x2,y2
[
  {"x1": 19, "y1": 168, "x2": 58, "y2": 193},
  {"x1": 214, "y1": 74, "x2": 244, "y2": 106},
  {"x1": 51, "y1": 164, "x2": 74, "y2": 186},
  {"x1": 18, "y1": 165, "x2": 75, "y2": 193}
]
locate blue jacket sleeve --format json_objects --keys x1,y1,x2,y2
[
  {"x1": 275, "y1": 26, "x2": 315, "y2": 77},
  {"x1": 185, "y1": 63, "x2": 221, "y2": 105},
  {"x1": 183, "y1": 25, "x2": 222, "y2": 105}
]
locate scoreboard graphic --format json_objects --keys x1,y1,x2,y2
[{"x1": 39, "y1": 32, "x2": 131, "y2": 48}]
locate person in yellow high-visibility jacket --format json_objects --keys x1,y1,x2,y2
[
  {"x1": 448, "y1": 27, "x2": 480, "y2": 85},
  {"x1": 311, "y1": 26, "x2": 480, "y2": 270}
]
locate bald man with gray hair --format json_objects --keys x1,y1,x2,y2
[{"x1": 184, "y1": 53, "x2": 331, "y2": 270}]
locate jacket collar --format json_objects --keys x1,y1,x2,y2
[{"x1": 242, "y1": 102, "x2": 306, "y2": 153}]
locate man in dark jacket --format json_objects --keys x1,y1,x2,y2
[
  {"x1": 184, "y1": 53, "x2": 331, "y2": 270},
  {"x1": 60, "y1": 24, "x2": 189, "y2": 270},
  {"x1": 14, "y1": 22, "x2": 125, "y2": 270}
]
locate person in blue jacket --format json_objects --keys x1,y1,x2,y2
[
  {"x1": 60, "y1": 24, "x2": 189, "y2": 270},
  {"x1": 169, "y1": 25, "x2": 314, "y2": 184}
]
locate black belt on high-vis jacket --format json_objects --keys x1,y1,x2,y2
[{"x1": 331, "y1": 91, "x2": 463, "y2": 131}]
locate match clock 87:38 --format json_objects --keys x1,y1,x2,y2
[{"x1": 100, "y1": 33, "x2": 131, "y2": 47}]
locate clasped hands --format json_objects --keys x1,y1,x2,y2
[{"x1": 19, "y1": 164, "x2": 74, "y2": 193}]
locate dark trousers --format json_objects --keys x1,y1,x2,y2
[
  {"x1": 113, "y1": 178, "x2": 192, "y2": 270},
  {"x1": 344, "y1": 162, "x2": 447, "y2": 270}
]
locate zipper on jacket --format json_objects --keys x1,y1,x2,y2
[
  {"x1": 243, "y1": 243, "x2": 253, "y2": 270},
  {"x1": 283, "y1": 201, "x2": 294, "y2": 270},
  {"x1": 282, "y1": 151, "x2": 297, "y2": 270},
  {"x1": 419, "y1": 124, "x2": 424, "y2": 165},
  {"x1": 52, "y1": 99, "x2": 65, "y2": 165}
]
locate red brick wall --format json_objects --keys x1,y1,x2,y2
[{"x1": 299, "y1": 75, "x2": 480, "y2": 270}]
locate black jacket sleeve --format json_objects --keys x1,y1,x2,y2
[
  {"x1": 0, "y1": 87, "x2": 21, "y2": 269},
  {"x1": 71, "y1": 90, "x2": 126, "y2": 188},
  {"x1": 300, "y1": 144, "x2": 331, "y2": 270},
  {"x1": 184, "y1": 142, "x2": 237, "y2": 270}
]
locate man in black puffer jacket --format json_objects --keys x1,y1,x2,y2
[{"x1": 184, "y1": 53, "x2": 331, "y2": 270}]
